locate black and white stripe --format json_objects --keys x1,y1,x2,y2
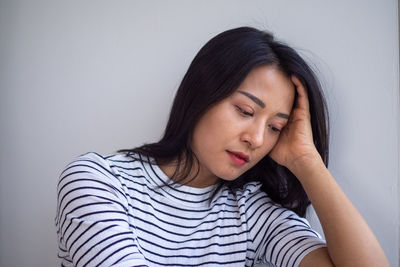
[{"x1": 56, "y1": 152, "x2": 325, "y2": 267}]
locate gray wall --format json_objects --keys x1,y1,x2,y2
[{"x1": 0, "y1": 0, "x2": 398, "y2": 266}]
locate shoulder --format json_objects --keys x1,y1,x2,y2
[
  {"x1": 59, "y1": 152, "x2": 112, "y2": 184},
  {"x1": 226, "y1": 181, "x2": 291, "y2": 222},
  {"x1": 57, "y1": 151, "x2": 144, "y2": 198},
  {"x1": 61, "y1": 151, "x2": 114, "y2": 172},
  {"x1": 240, "y1": 183, "x2": 326, "y2": 266},
  {"x1": 56, "y1": 152, "x2": 145, "y2": 219},
  {"x1": 240, "y1": 182, "x2": 315, "y2": 232},
  {"x1": 232, "y1": 181, "x2": 277, "y2": 211},
  {"x1": 231, "y1": 181, "x2": 264, "y2": 199},
  {"x1": 240, "y1": 182, "x2": 324, "y2": 249},
  {"x1": 59, "y1": 152, "x2": 111, "y2": 183},
  {"x1": 59, "y1": 151, "x2": 144, "y2": 179}
]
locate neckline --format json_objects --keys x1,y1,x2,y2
[{"x1": 138, "y1": 154, "x2": 222, "y2": 208}]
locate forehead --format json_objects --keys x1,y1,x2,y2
[{"x1": 233, "y1": 65, "x2": 295, "y2": 110}]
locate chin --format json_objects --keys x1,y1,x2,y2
[
  {"x1": 219, "y1": 176, "x2": 238, "y2": 182},
  {"x1": 216, "y1": 170, "x2": 245, "y2": 182}
]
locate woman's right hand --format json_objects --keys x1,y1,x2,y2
[{"x1": 269, "y1": 75, "x2": 322, "y2": 174}]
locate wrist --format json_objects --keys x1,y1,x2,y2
[{"x1": 288, "y1": 153, "x2": 325, "y2": 179}]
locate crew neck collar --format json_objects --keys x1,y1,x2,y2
[{"x1": 138, "y1": 154, "x2": 222, "y2": 208}]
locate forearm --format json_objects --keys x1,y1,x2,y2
[{"x1": 290, "y1": 156, "x2": 389, "y2": 267}]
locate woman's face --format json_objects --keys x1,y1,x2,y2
[{"x1": 190, "y1": 65, "x2": 295, "y2": 187}]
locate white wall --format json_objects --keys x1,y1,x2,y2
[{"x1": 0, "y1": 0, "x2": 398, "y2": 266}]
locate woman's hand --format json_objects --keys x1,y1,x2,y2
[
  {"x1": 269, "y1": 75, "x2": 322, "y2": 172},
  {"x1": 270, "y1": 78, "x2": 389, "y2": 267}
]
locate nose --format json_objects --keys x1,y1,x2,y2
[{"x1": 241, "y1": 121, "x2": 265, "y2": 149}]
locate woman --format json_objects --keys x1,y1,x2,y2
[{"x1": 56, "y1": 27, "x2": 388, "y2": 266}]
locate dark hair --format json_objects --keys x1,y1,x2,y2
[{"x1": 118, "y1": 27, "x2": 329, "y2": 217}]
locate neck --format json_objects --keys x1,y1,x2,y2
[{"x1": 158, "y1": 157, "x2": 220, "y2": 188}]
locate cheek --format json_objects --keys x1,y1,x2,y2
[
  {"x1": 260, "y1": 134, "x2": 280, "y2": 156},
  {"x1": 191, "y1": 115, "x2": 228, "y2": 156},
  {"x1": 198, "y1": 111, "x2": 237, "y2": 144}
]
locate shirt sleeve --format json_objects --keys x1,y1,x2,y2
[
  {"x1": 55, "y1": 152, "x2": 148, "y2": 267},
  {"x1": 246, "y1": 190, "x2": 326, "y2": 267}
]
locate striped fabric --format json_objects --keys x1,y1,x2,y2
[{"x1": 55, "y1": 152, "x2": 326, "y2": 267}]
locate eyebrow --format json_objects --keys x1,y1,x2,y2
[
  {"x1": 238, "y1": 91, "x2": 265, "y2": 108},
  {"x1": 276, "y1": 113, "x2": 290, "y2": 119},
  {"x1": 238, "y1": 90, "x2": 290, "y2": 120}
]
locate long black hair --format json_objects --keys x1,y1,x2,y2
[{"x1": 118, "y1": 27, "x2": 329, "y2": 217}]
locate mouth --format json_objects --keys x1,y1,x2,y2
[{"x1": 227, "y1": 150, "x2": 250, "y2": 166}]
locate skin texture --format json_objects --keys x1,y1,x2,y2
[{"x1": 160, "y1": 65, "x2": 389, "y2": 266}]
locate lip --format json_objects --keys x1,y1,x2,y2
[{"x1": 227, "y1": 150, "x2": 250, "y2": 166}]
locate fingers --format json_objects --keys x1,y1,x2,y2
[{"x1": 291, "y1": 75, "x2": 310, "y2": 112}]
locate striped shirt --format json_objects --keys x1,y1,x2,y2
[{"x1": 55, "y1": 152, "x2": 326, "y2": 267}]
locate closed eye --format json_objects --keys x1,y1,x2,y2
[
  {"x1": 236, "y1": 106, "x2": 253, "y2": 117},
  {"x1": 268, "y1": 124, "x2": 282, "y2": 133}
]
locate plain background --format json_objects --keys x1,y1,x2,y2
[{"x1": 0, "y1": 0, "x2": 398, "y2": 266}]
